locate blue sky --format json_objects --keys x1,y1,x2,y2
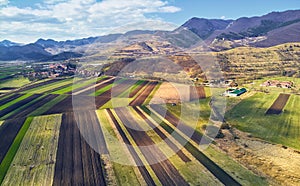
[{"x1": 1, "y1": 0, "x2": 299, "y2": 43}]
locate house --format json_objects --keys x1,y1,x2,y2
[
  {"x1": 260, "y1": 80, "x2": 293, "y2": 88},
  {"x1": 223, "y1": 88, "x2": 247, "y2": 97}
]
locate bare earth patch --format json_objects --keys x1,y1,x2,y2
[
  {"x1": 215, "y1": 128, "x2": 300, "y2": 186},
  {"x1": 150, "y1": 82, "x2": 190, "y2": 104}
]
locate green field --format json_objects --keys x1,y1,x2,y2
[
  {"x1": 51, "y1": 76, "x2": 106, "y2": 94},
  {"x1": 0, "y1": 77, "x2": 30, "y2": 89},
  {"x1": 226, "y1": 92, "x2": 300, "y2": 149},
  {"x1": 22, "y1": 78, "x2": 74, "y2": 94},
  {"x1": 1, "y1": 115, "x2": 62, "y2": 186}
]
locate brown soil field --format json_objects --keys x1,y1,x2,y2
[
  {"x1": 115, "y1": 107, "x2": 189, "y2": 185},
  {"x1": 150, "y1": 82, "x2": 184, "y2": 104},
  {"x1": 266, "y1": 93, "x2": 290, "y2": 115},
  {"x1": 45, "y1": 95, "x2": 96, "y2": 114},
  {"x1": 106, "y1": 109, "x2": 156, "y2": 185},
  {"x1": 0, "y1": 118, "x2": 26, "y2": 163},
  {"x1": 7, "y1": 94, "x2": 59, "y2": 119},
  {"x1": 190, "y1": 86, "x2": 206, "y2": 100},
  {"x1": 53, "y1": 112, "x2": 106, "y2": 185},
  {"x1": 74, "y1": 110, "x2": 109, "y2": 154},
  {"x1": 0, "y1": 94, "x2": 23, "y2": 106},
  {"x1": 129, "y1": 81, "x2": 149, "y2": 98},
  {"x1": 0, "y1": 94, "x2": 42, "y2": 118},
  {"x1": 130, "y1": 81, "x2": 158, "y2": 106},
  {"x1": 150, "y1": 82, "x2": 205, "y2": 104},
  {"x1": 132, "y1": 106, "x2": 191, "y2": 162}
]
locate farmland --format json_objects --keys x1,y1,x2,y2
[
  {"x1": 2, "y1": 115, "x2": 62, "y2": 186},
  {"x1": 266, "y1": 93, "x2": 290, "y2": 115},
  {"x1": 226, "y1": 92, "x2": 300, "y2": 150},
  {"x1": 0, "y1": 73, "x2": 298, "y2": 185}
]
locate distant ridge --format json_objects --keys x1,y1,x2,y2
[{"x1": 1, "y1": 10, "x2": 300, "y2": 61}]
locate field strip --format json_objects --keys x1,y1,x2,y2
[
  {"x1": 0, "y1": 117, "x2": 31, "y2": 184},
  {"x1": 266, "y1": 93, "x2": 290, "y2": 115},
  {"x1": 143, "y1": 82, "x2": 162, "y2": 105},
  {"x1": 136, "y1": 106, "x2": 194, "y2": 156},
  {"x1": 2, "y1": 115, "x2": 62, "y2": 186},
  {"x1": 21, "y1": 78, "x2": 73, "y2": 94},
  {"x1": 132, "y1": 106, "x2": 223, "y2": 185},
  {"x1": 1, "y1": 94, "x2": 59, "y2": 120},
  {"x1": 129, "y1": 81, "x2": 159, "y2": 106},
  {"x1": 96, "y1": 110, "x2": 142, "y2": 185},
  {"x1": 139, "y1": 106, "x2": 260, "y2": 185},
  {"x1": 0, "y1": 94, "x2": 43, "y2": 120},
  {"x1": 0, "y1": 94, "x2": 23, "y2": 106},
  {"x1": 114, "y1": 107, "x2": 189, "y2": 185},
  {"x1": 130, "y1": 81, "x2": 150, "y2": 100},
  {"x1": 107, "y1": 109, "x2": 160, "y2": 185},
  {"x1": 0, "y1": 93, "x2": 33, "y2": 111},
  {"x1": 132, "y1": 106, "x2": 191, "y2": 162},
  {"x1": 51, "y1": 77, "x2": 103, "y2": 94},
  {"x1": 17, "y1": 78, "x2": 63, "y2": 92},
  {"x1": 0, "y1": 93, "x2": 14, "y2": 101},
  {"x1": 29, "y1": 95, "x2": 69, "y2": 116},
  {"x1": 100, "y1": 80, "x2": 146, "y2": 109},
  {"x1": 142, "y1": 106, "x2": 241, "y2": 186},
  {"x1": 53, "y1": 112, "x2": 106, "y2": 185},
  {"x1": 92, "y1": 78, "x2": 126, "y2": 97},
  {"x1": 73, "y1": 77, "x2": 115, "y2": 95},
  {"x1": 119, "y1": 80, "x2": 148, "y2": 98}
]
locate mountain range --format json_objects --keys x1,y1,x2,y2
[{"x1": 1, "y1": 9, "x2": 300, "y2": 61}]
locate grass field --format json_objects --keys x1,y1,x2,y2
[
  {"x1": 226, "y1": 92, "x2": 300, "y2": 149},
  {"x1": 2, "y1": 115, "x2": 62, "y2": 186},
  {"x1": 0, "y1": 77, "x2": 30, "y2": 89},
  {"x1": 202, "y1": 146, "x2": 268, "y2": 185}
]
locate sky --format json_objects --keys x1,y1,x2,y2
[{"x1": 1, "y1": 0, "x2": 300, "y2": 43}]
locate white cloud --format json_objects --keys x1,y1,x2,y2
[
  {"x1": 159, "y1": 6, "x2": 181, "y2": 13},
  {"x1": 0, "y1": 0, "x2": 181, "y2": 43},
  {"x1": 0, "y1": 0, "x2": 9, "y2": 6},
  {"x1": 220, "y1": 16, "x2": 226, "y2": 19}
]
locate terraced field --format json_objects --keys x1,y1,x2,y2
[{"x1": 0, "y1": 76, "x2": 270, "y2": 185}]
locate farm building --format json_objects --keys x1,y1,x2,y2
[
  {"x1": 260, "y1": 80, "x2": 293, "y2": 88},
  {"x1": 223, "y1": 88, "x2": 247, "y2": 97}
]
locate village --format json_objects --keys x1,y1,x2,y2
[{"x1": 24, "y1": 62, "x2": 77, "y2": 81}]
